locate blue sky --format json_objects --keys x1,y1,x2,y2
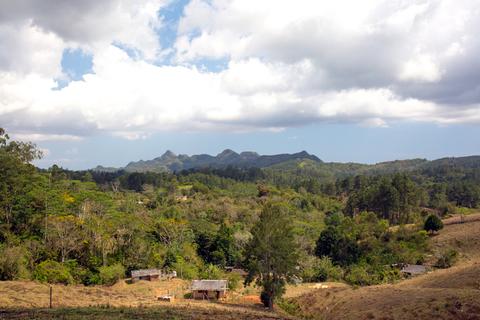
[
  {"x1": 1, "y1": 0, "x2": 480, "y2": 170},
  {"x1": 34, "y1": 122, "x2": 480, "y2": 170}
]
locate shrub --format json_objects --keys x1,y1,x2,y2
[
  {"x1": 199, "y1": 264, "x2": 224, "y2": 280},
  {"x1": 314, "y1": 256, "x2": 343, "y2": 282},
  {"x1": 345, "y1": 265, "x2": 377, "y2": 286},
  {"x1": 63, "y1": 259, "x2": 90, "y2": 284},
  {"x1": 86, "y1": 272, "x2": 101, "y2": 286},
  {"x1": 277, "y1": 298, "x2": 301, "y2": 316},
  {"x1": 226, "y1": 272, "x2": 242, "y2": 290},
  {"x1": 172, "y1": 257, "x2": 199, "y2": 280},
  {"x1": 99, "y1": 263, "x2": 125, "y2": 285},
  {"x1": 435, "y1": 249, "x2": 458, "y2": 268},
  {"x1": 424, "y1": 214, "x2": 443, "y2": 234},
  {"x1": 0, "y1": 245, "x2": 30, "y2": 280},
  {"x1": 34, "y1": 260, "x2": 74, "y2": 284}
]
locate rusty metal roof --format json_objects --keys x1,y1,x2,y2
[
  {"x1": 191, "y1": 280, "x2": 228, "y2": 291},
  {"x1": 400, "y1": 264, "x2": 427, "y2": 275},
  {"x1": 131, "y1": 269, "x2": 161, "y2": 278}
]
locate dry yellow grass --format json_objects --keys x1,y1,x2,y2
[{"x1": 0, "y1": 278, "x2": 294, "y2": 319}]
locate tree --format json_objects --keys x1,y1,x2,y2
[
  {"x1": 0, "y1": 128, "x2": 42, "y2": 231},
  {"x1": 424, "y1": 214, "x2": 443, "y2": 234},
  {"x1": 315, "y1": 225, "x2": 359, "y2": 266},
  {"x1": 244, "y1": 202, "x2": 299, "y2": 310},
  {"x1": 47, "y1": 215, "x2": 82, "y2": 262}
]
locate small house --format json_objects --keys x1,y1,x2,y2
[
  {"x1": 131, "y1": 269, "x2": 161, "y2": 282},
  {"x1": 400, "y1": 264, "x2": 427, "y2": 277},
  {"x1": 191, "y1": 280, "x2": 228, "y2": 300}
]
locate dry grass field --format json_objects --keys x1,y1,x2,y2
[
  {"x1": 0, "y1": 277, "x2": 293, "y2": 319},
  {"x1": 1, "y1": 213, "x2": 479, "y2": 319}
]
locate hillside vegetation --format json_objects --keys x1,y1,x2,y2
[
  {"x1": 1, "y1": 127, "x2": 480, "y2": 318},
  {"x1": 291, "y1": 216, "x2": 480, "y2": 320}
]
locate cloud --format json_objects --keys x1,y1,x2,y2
[
  {"x1": 1, "y1": 0, "x2": 480, "y2": 141},
  {"x1": 176, "y1": 0, "x2": 480, "y2": 104},
  {"x1": 0, "y1": 0, "x2": 167, "y2": 60}
]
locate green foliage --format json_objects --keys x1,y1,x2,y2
[
  {"x1": 313, "y1": 256, "x2": 343, "y2": 282},
  {"x1": 0, "y1": 126, "x2": 478, "y2": 295},
  {"x1": 98, "y1": 263, "x2": 125, "y2": 285},
  {"x1": 226, "y1": 272, "x2": 241, "y2": 290},
  {"x1": 0, "y1": 245, "x2": 30, "y2": 280},
  {"x1": 313, "y1": 212, "x2": 427, "y2": 285},
  {"x1": 199, "y1": 264, "x2": 224, "y2": 280},
  {"x1": 435, "y1": 249, "x2": 458, "y2": 268},
  {"x1": 172, "y1": 256, "x2": 199, "y2": 280},
  {"x1": 315, "y1": 224, "x2": 359, "y2": 266},
  {"x1": 277, "y1": 298, "x2": 301, "y2": 316},
  {"x1": 424, "y1": 214, "x2": 444, "y2": 233},
  {"x1": 345, "y1": 265, "x2": 377, "y2": 286},
  {"x1": 245, "y1": 202, "x2": 299, "y2": 309},
  {"x1": 34, "y1": 260, "x2": 74, "y2": 284}
]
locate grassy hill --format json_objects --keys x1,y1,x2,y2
[{"x1": 290, "y1": 214, "x2": 480, "y2": 320}]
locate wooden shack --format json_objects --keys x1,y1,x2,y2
[
  {"x1": 131, "y1": 269, "x2": 161, "y2": 282},
  {"x1": 191, "y1": 280, "x2": 228, "y2": 300}
]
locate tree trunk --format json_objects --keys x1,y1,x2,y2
[{"x1": 268, "y1": 295, "x2": 274, "y2": 310}]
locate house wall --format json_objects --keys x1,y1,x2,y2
[
  {"x1": 132, "y1": 274, "x2": 160, "y2": 282},
  {"x1": 192, "y1": 290, "x2": 226, "y2": 299}
]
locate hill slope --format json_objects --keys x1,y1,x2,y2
[{"x1": 292, "y1": 215, "x2": 480, "y2": 320}]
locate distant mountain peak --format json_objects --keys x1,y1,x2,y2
[
  {"x1": 160, "y1": 150, "x2": 177, "y2": 160},
  {"x1": 295, "y1": 150, "x2": 320, "y2": 162},
  {"x1": 217, "y1": 149, "x2": 239, "y2": 158}
]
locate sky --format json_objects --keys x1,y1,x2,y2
[{"x1": 1, "y1": 0, "x2": 480, "y2": 170}]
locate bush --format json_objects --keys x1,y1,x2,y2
[
  {"x1": 277, "y1": 298, "x2": 301, "y2": 316},
  {"x1": 226, "y1": 272, "x2": 242, "y2": 290},
  {"x1": 172, "y1": 257, "x2": 199, "y2": 280},
  {"x1": 34, "y1": 260, "x2": 74, "y2": 284},
  {"x1": 63, "y1": 259, "x2": 91, "y2": 284},
  {"x1": 345, "y1": 265, "x2": 377, "y2": 286},
  {"x1": 199, "y1": 264, "x2": 224, "y2": 280},
  {"x1": 0, "y1": 245, "x2": 30, "y2": 280},
  {"x1": 435, "y1": 249, "x2": 458, "y2": 268},
  {"x1": 98, "y1": 263, "x2": 125, "y2": 285},
  {"x1": 313, "y1": 257, "x2": 343, "y2": 282},
  {"x1": 424, "y1": 214, "x2": 443, "y2": 234}
]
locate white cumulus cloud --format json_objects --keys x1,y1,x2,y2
[{"x1": 1, "y1": 0, "x2": 480, "y2": 141}]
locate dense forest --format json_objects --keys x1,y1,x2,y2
[{"x1": 1, "y1": 127, "x2": 479, "y2": 306}]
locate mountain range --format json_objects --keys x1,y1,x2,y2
[
  {"x1": 94, "y1": 149, "x2": 322, "y2": 173},
  {"x1": 93, "y1": 150, "x2": 480, "y2": 176}
]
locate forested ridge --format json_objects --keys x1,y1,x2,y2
[{"x1": 1, "y1": 127, "x2": 479, "y2": 306}]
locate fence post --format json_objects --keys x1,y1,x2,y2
[{"x1": 49, "y1": 285, "x2": 53, "y2": 309}]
